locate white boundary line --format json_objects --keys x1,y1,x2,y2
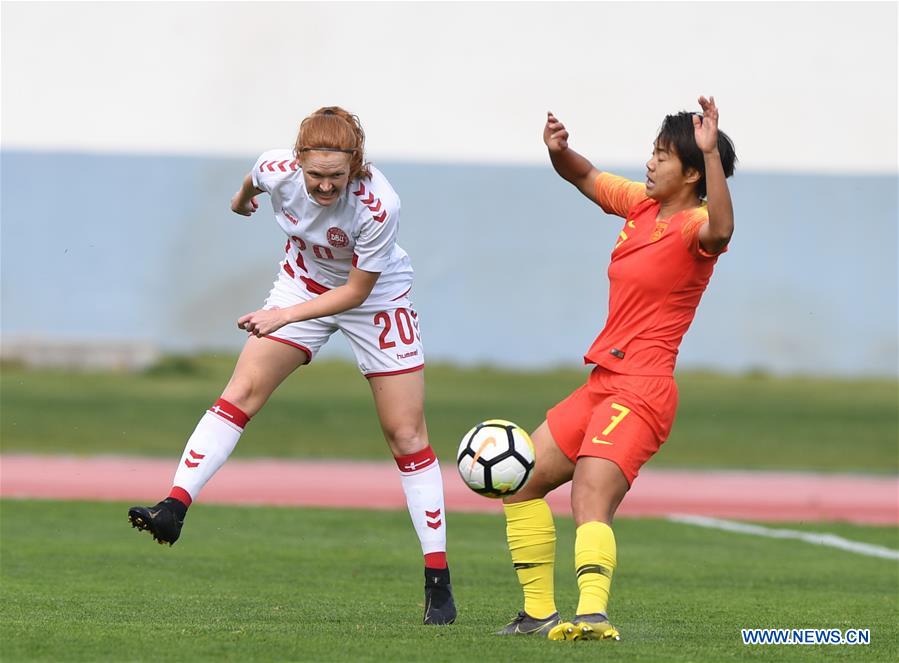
[{"x1": 668, "y1": 514, "x2": 899, "y2": 561}]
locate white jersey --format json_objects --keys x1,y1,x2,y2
[{"x1": 251, "y1": 149, "x2": 413, "y2": 302}]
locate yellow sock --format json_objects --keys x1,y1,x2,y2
[
  {"x1": 575, "y1": 521, "x2": 617, "y2": 617},
  {"x1": 504, "y1": 498, "x2": 557, "y2": 619}
]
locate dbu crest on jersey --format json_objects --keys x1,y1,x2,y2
[{"x1": 327, "y1": 227, "x2": 349, "y2": 248}]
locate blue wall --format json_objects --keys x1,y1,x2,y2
[{"x1": 2, "y1": 151, "x2": 896, "y2": 376}]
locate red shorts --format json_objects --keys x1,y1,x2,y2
[{"x1": 546, "y1": 367, "x2": 678, "y2": 485}]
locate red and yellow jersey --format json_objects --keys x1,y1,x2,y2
[{"x1": 584, "y1": 172, "x2": 725, "y2": 376}]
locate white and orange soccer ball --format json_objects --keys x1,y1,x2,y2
[{"x1": 456, "y1": 419, "x2": 536, "y2": 498}]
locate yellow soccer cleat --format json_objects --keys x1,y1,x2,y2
[{"x1": 547, "y1": 613, "x2": 620, "y2": 641}]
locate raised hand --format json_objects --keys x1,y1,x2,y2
[
  {"x1": 543, "y1": 111, "x2": 570, "y2": 153},
  {"x1": 693, "y1": 96, "x2": 720, "y2": 154}
]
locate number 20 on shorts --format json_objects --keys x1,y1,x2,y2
[{"x1": 374, "y1": 308, "x2": 418, "y2": 349}]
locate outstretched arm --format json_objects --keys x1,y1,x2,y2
[
  {"x1": 693, "y1": 96, "x2": 734, "y2": 254},
  {"x1": 544, "y1": 111, "x2": 601, "y2": 203}
]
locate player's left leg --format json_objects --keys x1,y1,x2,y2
[
  {"x1": 547, "y1": 457, "x2": 628, "y2": 641},
  {"x1": 368, "y1": 369, "x2": 456, "y2": 626}
]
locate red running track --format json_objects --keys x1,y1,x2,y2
[{"x1": 1, "y1": 455, "x2": 896, "y2": 525}]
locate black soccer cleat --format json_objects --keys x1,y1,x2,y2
[
  {"x1": 495, "y1": 610, "x2": 561, "y2": 636},
  {"x1": 423, "y1": 567, "x2": 456, "y2": 625},
  {"x1": 128, "y1": 498, "x2": 186, "y2": 546}
]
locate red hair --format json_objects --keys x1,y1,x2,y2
[{"x1": 294, "y1": 106, "x2": 371, "y2": 180}]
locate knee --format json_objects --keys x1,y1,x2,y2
[
  {"x1": 570, "y1": 457, "x2": 630, "y2": 525},
  {"x1": 504, "y1": 475, "x2": 551, "y2": 504},
  {"x1": 221, "y1": 377, "x2": 266, "y2": 417},
  {"x1": 571, "y1": 480, "x2": 627, "y2": 526},
  {"x1": 385, "y1": 425, "x2": 426, "y2": 457}
]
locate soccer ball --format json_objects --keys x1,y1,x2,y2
[{"x1": 456, "y1": 419, "x2": 536, "y2": 498}]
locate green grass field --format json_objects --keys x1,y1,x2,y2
[
  {"x1": 2, "y1": 356, "x2": 897, "y2": 472},
  {"x1": 2, "y1": 359, "x2": 897, "y2": 660},
  {"x1": 2, "y1": 500, "x2": 897, "y2": 662}
]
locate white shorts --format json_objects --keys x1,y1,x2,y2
[{"x1": 262, "y1": 270, "x2": 424, "y2": 378}]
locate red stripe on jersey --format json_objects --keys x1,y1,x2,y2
[
  {"x1": 208, "y1": 398, "x2": 250, "y2": 429},
  {"x1": 361, "y1": 192, "x2": 375, "y2": 206},
  {"x1": 300, "y1": 276, "x2": 330, "y2": 295},
  {"x1": 353, "y1": 182, "x2": 366, "y2": 197},
  {"x1": 372, "y1": 211, "x2": 388, "y2": 223},
  {"x1": 394, "y1": 444, "x2": 437, "y2": 473},
  {"x1": 352, "y1": 254, "x2": 359, "y2": 267},
  {"x1": 283, "y1": 261, "x2": 295, "y2": 278},
  {"x1": 368, "y1": 199, "x2": 381, "y2": 213},
  {"x1": 259, "y1": 160, "x2": 270, "y2": 172},
  {"x1": 391, "y1": 286, "x2": 412, "y2": 301}
]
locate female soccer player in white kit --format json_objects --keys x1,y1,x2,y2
[{"x1": 128, "y1": 106, "x2": 456, "y2": 625}]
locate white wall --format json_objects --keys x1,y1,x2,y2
[
  {"x1": 3, "y1": 1, "x2": 897, "y2": 173},
  {"x1": 2, "y1": 2, "x2": 897, "y2": 376}
]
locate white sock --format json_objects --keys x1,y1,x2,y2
[
  {"x1": 170, "y1": 398, "x2": 249, "y2": 504},
  {"x1": 395, "y1": 446, "x2": 447, "y2": 563}
]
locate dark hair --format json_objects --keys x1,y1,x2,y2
[{"x1": 656, "y1": 112, "x2": 737, "y2": 199}]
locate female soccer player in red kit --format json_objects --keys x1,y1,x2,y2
[
  {"x1": 128, "y1": 107, "x2": 455, "y2": 625},
  {"x1": 497, "y1": 97, "x2": 736, "y2": 640}
]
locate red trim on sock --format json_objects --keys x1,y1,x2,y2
[
  {"x1": 394, "y1": 445, "x2": 437, "y2": 473},
  {"x1": 208, "y1": 398, "x2": 250, "y2": 429},
  {"x1": 425, "y1": 552, "x2": 447, "y2": 569},
  {"x1": 168, "y1": 486, "x2": 193, "y2": 507}
]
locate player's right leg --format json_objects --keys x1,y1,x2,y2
[
  {"x1": 128, "y1": 335, "x2": 309, "y2": 545},
  {"x1": 496, "y1": 420, "x2": 575, "y2": 636}
]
